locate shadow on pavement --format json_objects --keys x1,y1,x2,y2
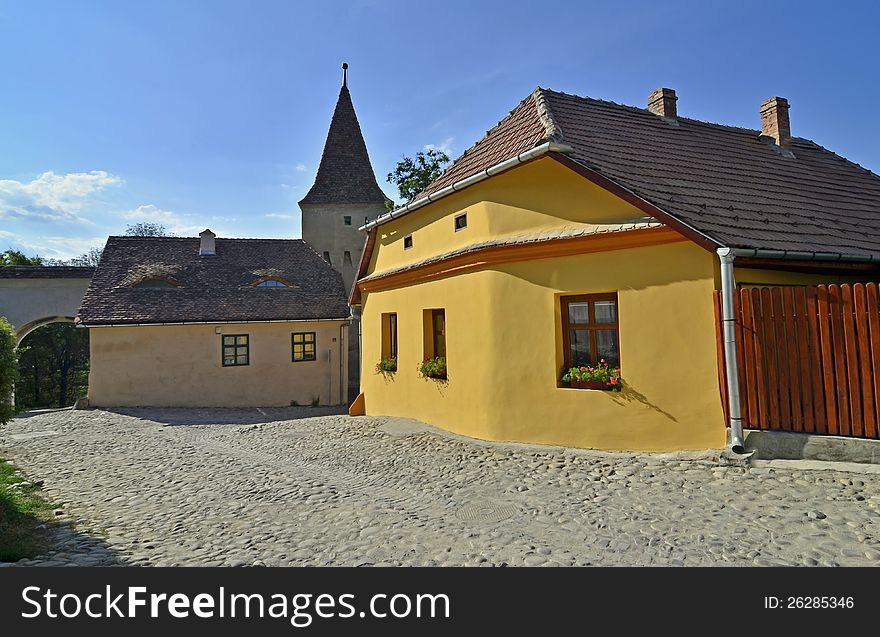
[{"x1": 102, "y1": 406, "x2": 347, "y2": 426}]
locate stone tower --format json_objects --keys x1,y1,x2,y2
[{"x1": 300, "y1": 64, "x2": 389, "y2": 294}]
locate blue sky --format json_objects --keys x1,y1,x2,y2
[{"x1": 1, "y1": 0, "x2": 878, "y2": 260}]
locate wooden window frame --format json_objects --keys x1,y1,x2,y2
[
  {"x1": 454, "y1": 212, "x2": 468, "y2": 232},
  {"x1": 430, "y1": 309, "x2": 446, "y2": 358},
  {"x1": 292, "y1": 332, "x2": 317, "y2": 362},
  {"x1": 403, "y1": 234, "x2": 413, "y2": 250},
  {"x1": 382, "y1": 312, "x2": 398, "y2": 360},
  {"x1": 222, "y1": 334, "x2": 249, "y2": 367},
  {"x1": 560, "y1": 293, "x2": 620, "y2": 369}
]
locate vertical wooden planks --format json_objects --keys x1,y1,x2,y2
[
  {"x1": 751, "y1": 288, "x2": 770, "y2": 429},
  {"x1": 817, "y1": 285, "x2": 838, "y2": 435},
  {"x1": 761, "y1": 288, "x2": 780, "y2": 428},
  {"x1": 867, "y1": 283, "x2": 880, "y2": 439},
  {"x1": 782, "y1": 287, "x2": 803, "y2": 431},
  {"x1": 854, "y1": 284, "x2": 876, "y2": 438},
  {"x1": 794, "y1": 287, "x2": 814, "y2": 433},
  {"x1": 771, "y1": 288, "x2": 791, "y2": 428},
  {"x1": 840, "y1": 284, "x2": 862, "y2": 437},
  {"x1": 713, "y1": 282, "x2": 880, "y2": 440},
  {"x1": 828, "y1": 285, "x2": 851, "y2": 436},
  {"x1": 806, "y1": 287, "x2": 826, "y2": 434},
  {"x1": 740, "y1": 289, "x2": 760, "y2": 428}
]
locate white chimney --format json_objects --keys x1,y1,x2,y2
[{"x1": 199, "y1": 229, "x2": 216, "y2": 256}]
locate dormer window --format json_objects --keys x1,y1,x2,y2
[
  {"x1": 133, "y1": 277, "x2": 178, "y2": 289},
  {"x1": 251, "y1": 276, "x2": 294, "y2": 288}
]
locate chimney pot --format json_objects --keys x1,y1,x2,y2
[
  {"x1": 199, "y1": 229, "x2": 216, "y2": 256},
  {"x1": 760, "y1": 96, "x2": 791, "y2": 147},
  {"x1": 648, "y1": 87, "x2": 677, "y2": 119}
]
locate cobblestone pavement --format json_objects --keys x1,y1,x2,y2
[{"x1": 1, "y1": 408, "x2": 879, "y2": 567}]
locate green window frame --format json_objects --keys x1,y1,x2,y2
[
  {"x1": 292, "y1": 332, "x2": 317, "y2": 362},
  {"x1": 222, "y1": 334, "x2": 249, "y2": 366}
]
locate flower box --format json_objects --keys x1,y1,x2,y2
[
  {"x1": 568, "y1": 379, "x2": 612, "y2": 390},
  {"x1": 419, "y1": 356, "x2": 447, "y2": 380},
  {"x1": 561, "y1": 360, "x2": 621, "y2": 391}
]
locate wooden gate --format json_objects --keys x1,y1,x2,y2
[{"x1": 713, "y1": 283, "x2": 880, "y2": 439}]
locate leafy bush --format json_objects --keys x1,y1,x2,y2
[
  {"x1": 418, "y1": 356, "x2": 447, "y2": 380},
  {"x1": 375, "y1": 357, "x2": 398, "y2": 373},
  {"x1": 0, "y1": 317, "x2": 18, "y2": 425},
  {"x1": 561, "y1": 359, "x2": 621, "y2": 389}
]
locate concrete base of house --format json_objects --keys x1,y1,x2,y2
[{"x1": 742, "y1": 429, "x2": 880, "y2": 465}]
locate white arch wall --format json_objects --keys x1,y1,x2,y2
[{"x1": 0, "y1": 278, "x2": 90, "y2": 343}]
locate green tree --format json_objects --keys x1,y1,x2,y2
[
  {"x1": 125, "y1": 222, "x2": 171, "y2": 237},
  {"x1": 65, "y1": 246, "x2": 104, "y2": 267},
  {"x1": 0, "y1": 250, "x2": 42, "y2": 266},
  {"x1": 0, "y1": 317, "x2": 18, "y2": 425},
  {"x1": 386, "y1": 148, "x2": 450, "y2": 202},
  {"x1": 16, "y1": 324, "x2": 89, "y2": 410}
]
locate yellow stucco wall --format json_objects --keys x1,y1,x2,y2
[
  {"x1": 370, "y1": 157, "x2": 651, "y2": 273},
  {"x1": 362, "y1": 242, "x2": 725, "y2": 451},
  {"x1": 89, "y1": 321, "x2": 349, "y2": 407},
  {"x1": 360, "y1": 157, "x2": 727, "y2": 452}
]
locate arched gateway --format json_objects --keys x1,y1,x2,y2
[{"x1": 0, "y1": 266, "x2": 94, "y2": 345}]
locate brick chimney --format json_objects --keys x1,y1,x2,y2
[
  {"x1": 199, "y1": 229, "x2": 216, "y2": 256},
  {"x1": 648, "y1": 88, "x2": 677, "y2": 119},
  {"x1": 760, "y1": 97, "x2": 791, "y2": 147}
]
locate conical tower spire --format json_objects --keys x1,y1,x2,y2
[{"x1": 299, "y1": 64, "x2": 388, "y2": 205}]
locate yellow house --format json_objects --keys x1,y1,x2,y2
[{"x1": 351, "y1": 87, "x2": 880, "y2": 452}]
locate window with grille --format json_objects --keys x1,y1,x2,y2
[
  {"x1": 560, "y1": 294, "x2": 619, "y2": 368},
  {"x1": 222, "y1": 334, "x2": 249, "y2": 366},
  {"x1": 292, "y1": 332, "x2": 316, "y2": 362}
]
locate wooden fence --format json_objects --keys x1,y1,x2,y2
[{"x1": 713, "y1": 283, "x2": 880, "y2": 439}]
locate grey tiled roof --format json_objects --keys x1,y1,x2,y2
[
  {"x1": 299, "y1": 85, "x2": 389, "y2": 206},
  {"x1": 77, "y1": 237, "x2": 350, "y2": 325},
  {"x1": 0, "y1": 266, "x2": 94, "y2": 279},
  {"x1": 417, "y1": 88, "x2": 880, "y2": 258}
]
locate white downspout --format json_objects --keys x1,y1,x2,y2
[{"x1": 717, "y1": 247, "x2": 745, "y2": 453}]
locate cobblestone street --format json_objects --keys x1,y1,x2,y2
[{"x1": 2, "y1": 408, "x2": 879, "y2": 567}]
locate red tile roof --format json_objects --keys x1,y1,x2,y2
[{"x1": 416, "y1": 88, "x2": 880, "y2": 258}]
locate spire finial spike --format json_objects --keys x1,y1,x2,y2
[{"x1": 342, "y1": 62, "x2": 348, "y2": 88}]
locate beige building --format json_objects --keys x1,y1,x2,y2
[{"x1": 77, "y1": 230, "x2": 350, "y2": 407}]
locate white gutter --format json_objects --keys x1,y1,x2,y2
[
  {"x1": 359, "y1": 141, "x2": 573, "y2": 231},
  {"x1": 80, "y1": 318, "x2": 349, "y2": 328},
  {"x1": 717, "y1": 245, "x2": 878, "y2": 453}
]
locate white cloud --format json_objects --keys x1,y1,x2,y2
[
  {"x1": 295, "y1": 164, "x2": 307, "y2": 172},
  {"x1": 122, "y1": 204, "x2": 206, "y2": 236},
  {"x1": 424, "y1": 137, "x2": 455, "y2": 157},
  {"x1": 1, "y1": 233, "x2": 107, "y2": 261},
  {"x1": 0, "y1": 170, "x2": 121, "y2": 223},
  {"x1": 265, "y1": 213, "x2": 295, "y2": 220},
  {"x1": 122, "y1": 204, "x2": 177, "y2": 223}
]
